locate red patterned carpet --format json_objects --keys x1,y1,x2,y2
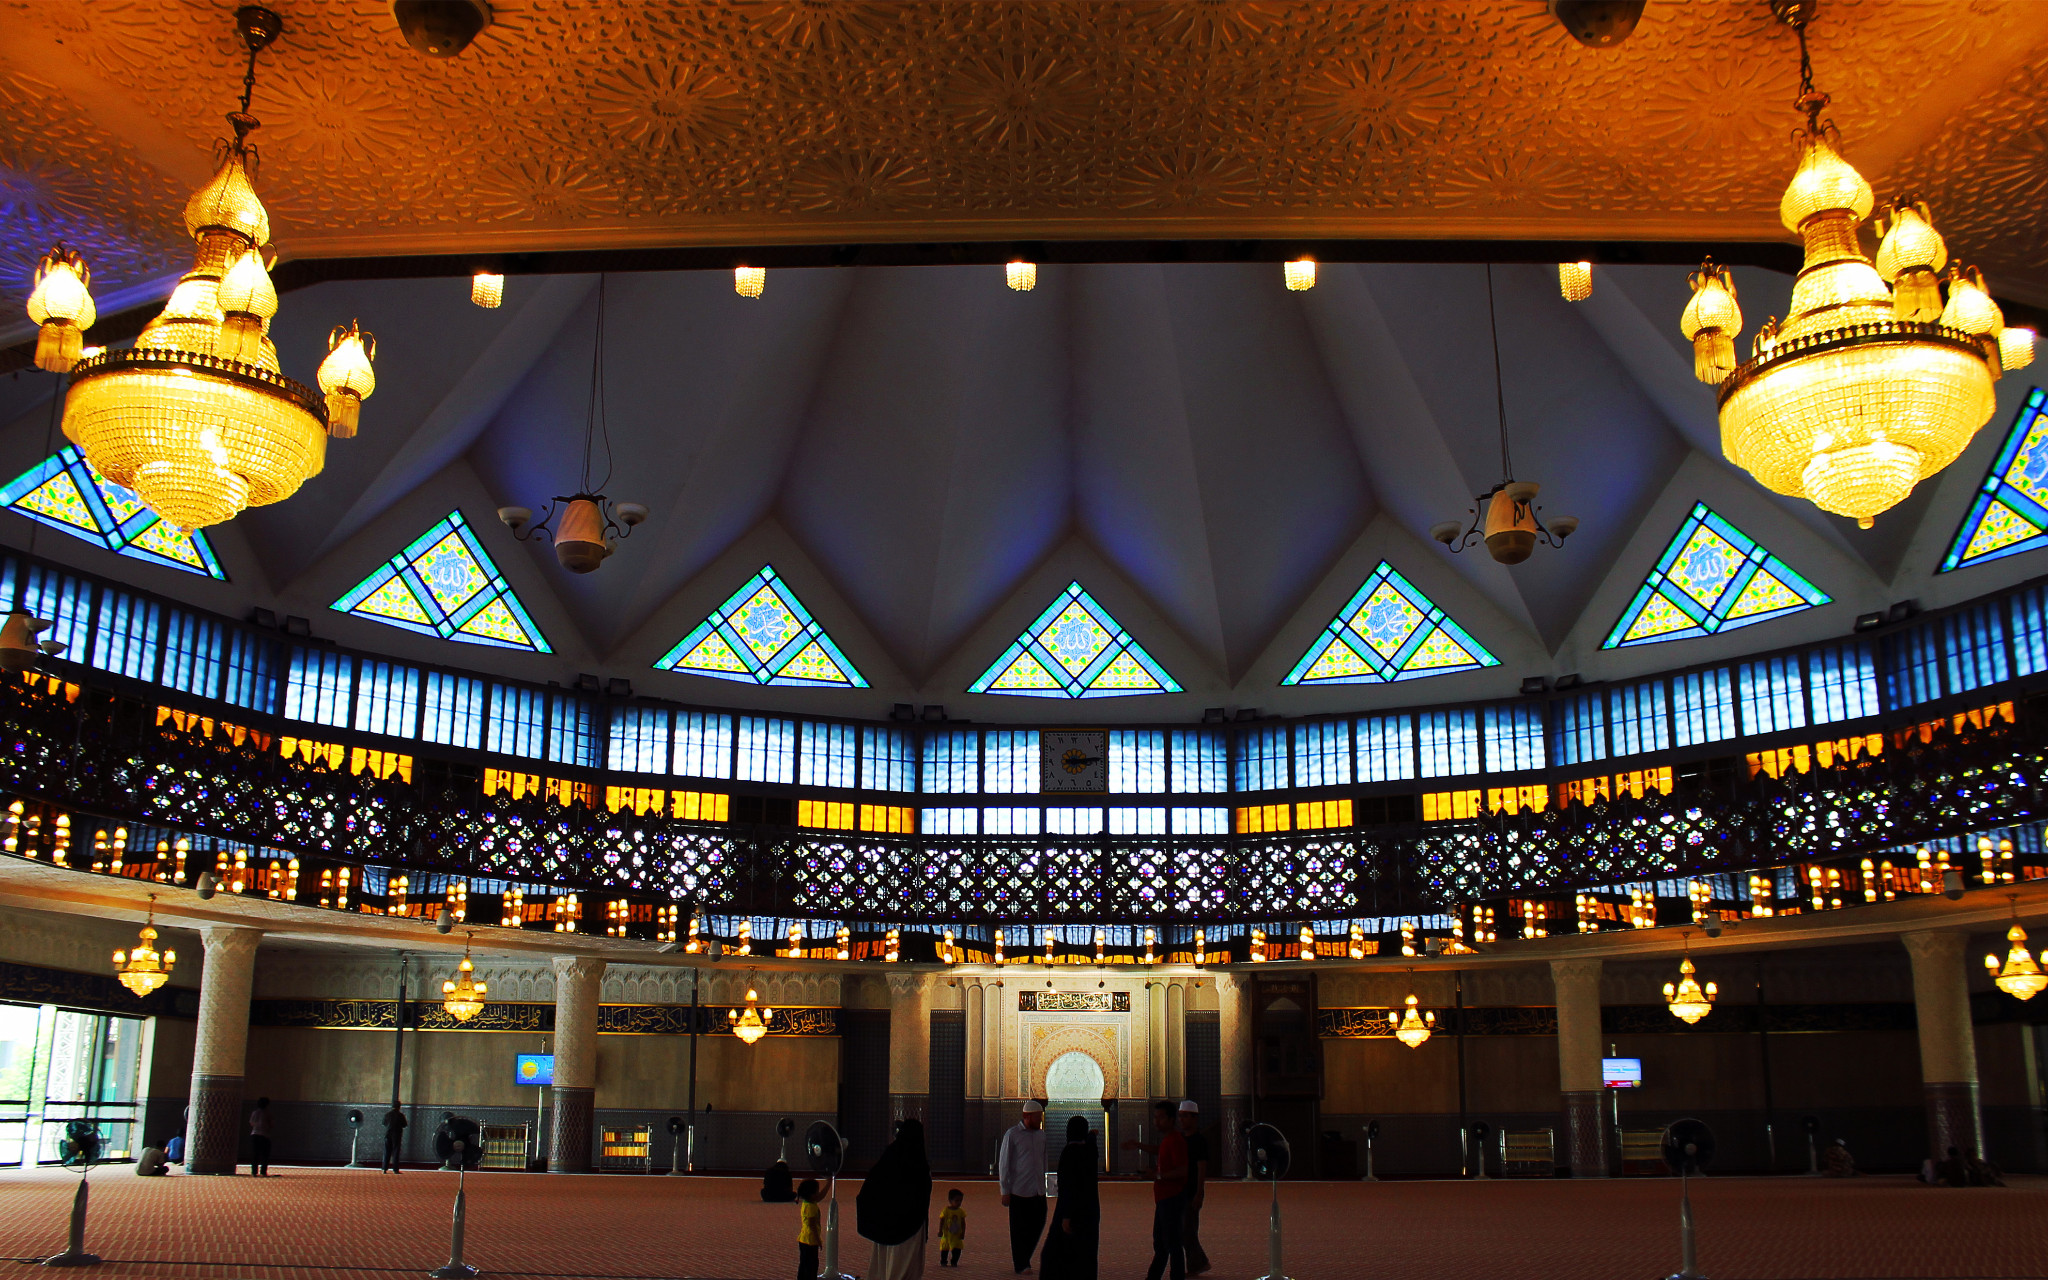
[{"x1": 0, "y1": 1167, "x2": 2043, "y2": 1280}]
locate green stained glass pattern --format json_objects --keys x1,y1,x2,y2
[
  {"x1": 1603, "y1": 502, "x2": 1829, "y2": 648},
  {"x1": 1284, "y1": 561, "x2": 1497, "y2": 686},
  {"x1": 0, "y1": 446, "x2": 226, "y2": 579},
  {"x1": 655, "y1": 565, "x2": 867, "y2": 688},
  {"x1": 1942, "y1": 387, "x2": 2048, "y2": 572},
  {"x1": 331, "y1": 510, "x2": 550, "y2": 652},
  {"x1": 969, "y1": 582, "x2": 1180, "y2": 699}
]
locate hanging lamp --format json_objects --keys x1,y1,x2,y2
[
  {"x1": 1663, "y1": 932, "x2": 1717, "y2": 1024},
  {"x1": 729, "y1": 979, "x2": 773, "y2": 1045},
  {"x1": 498, "y1": 276, "x2": 647, "y2": 571},
  {"x1": 1431, "y1": 265, "x2": 1580, "y2": 563},
  {"x1": 1681, "y1": 0, "x2": 2024, "y2": 530},
  {"x1": 112, "y1": 896, "x2": 175, "y2": 996},
  {"x1": 1985, "y1": 896, "x2": 2046, "y2": 1000},
  {"x1": 441, "y1": 935, "x2": 488, "y2": 1022},
  {"x1": 27, "y1": 6, "x2": 377, "y2": 532},
  {"x1": 1388, "y1": 991, "x2": 1435, "y2": 1048}
]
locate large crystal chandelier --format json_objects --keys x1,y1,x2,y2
[
  {"x1": 112, "y1": 896, "x2": 175, "y2": 997},
  {"x1": 1682, "y1": 0, "x2": 2028, "y2": 530},
  {"x1": 441, "y1": 937, "x2": 488, "y2": 1023},
  {"x1": 1985, "y1": 897, "x2": 2046, "y2": 1001},
  {"x1": 1663, "y1": 935, "x2": 1717, "y2": 1025},
  {"x1": 1387, "y1": 992, "x2": 1435, "y2": 1049},
  {"x1": 728, "y1": 981, "x2": 773, "y2": 1046},
  {"x1": 24, "y1": 7, "x2": 376, "y2": 532}
]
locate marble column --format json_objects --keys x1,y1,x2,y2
[
  {"x1": 888, "y1": 972, "x2": 933, "y2": 1130},
  {"x1": 1217, "y1": 972, "x2": 1254, "y2": 1178},
  {"x1": 1147, "y1": 981, "x2": 1168, "y2": 1099},
  {"x1": 1550, "y1": 958, "x2": 1607, "y2": 1177},
  {"x1": 964, "y1": 981, "x2": 986, "y2": 1164},
  {"x1": 1166, "y1": 981, "x2": 1187, "y2": 1100},
  {"x1": 186, "y1": 925, "x2": 262, "y2": 1175},
  {"x1": 548, "y1": 955, "x2": 606, "y2": 1172},
  {"x1": 1903, "y1": 930, "x2": 1983, "y2": 1159}
]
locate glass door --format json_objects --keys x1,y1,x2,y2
[
  {"x1": 39, "y1": 1009, "x2": 144, "y2": 1163},
  {"x1": 0, "y1": 1003, "x2": 41, "y2": 1167}
]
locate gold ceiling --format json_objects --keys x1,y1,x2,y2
[{"x1": 2, "y1": 0, "x2": 2046, "y2": 312}]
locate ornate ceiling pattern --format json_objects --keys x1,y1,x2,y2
[{"x1": 1, "y1": 0, "x2": 2045, "y2": 317}]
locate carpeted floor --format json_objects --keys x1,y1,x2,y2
[{"x1": 0, "y1": 1166, "x2": 2042, "y2": 1280}]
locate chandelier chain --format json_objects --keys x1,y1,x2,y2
[
  {"x1": 1485, "y1": 263, "x2": 1512, "y2": 483},
  {"x1": 582, "y1": 276, "x2": 613, "y2": 495}
]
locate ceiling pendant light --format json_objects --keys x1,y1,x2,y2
[
  {"x1": 112, "y1": 896, "x2": 175, "y2": 997},
  {"x1": 729, "y1": 977, "x2": 773, "y2": 1045},
  {"x1": 1683, "y1": 0, "x2": 2022, "y2": 530},
  {"x1": 1388, "y1": 991, "x2": 1435, "y2": 1049},
  {"x1": 441, "y1": 936, "x2": 488, "y2": 1022},
  {"x1": 1006, "y1": 261, "x2": 1037, "y2": 292},
  {"x1": 1985, "y1": 897, "x2": 2047, "y2": 1001},
  {"x1": 1284, "y1": 259, "x2": 1317, "y2": 291},
  {"x1": 26, "y1": 6, "x2": 377, "y2": 532},
  {"x1": 1431, "y1": 265, "x2": 1580, "y2": 563},
  {"x1": 498, "y1": 276, "x2": 647, "y2": 572},
  {"x1": 1558, "y1": 262, "x2": 1593, "y2": 302},
  {"x1": 1663, "y1": 932, "x2": 1717, "y2": 1024},
  {"x1": 734, "y1": 266, "x2": 766, "y2": 298},
  {"x1": 471, "y1": 272, "x2": 504, "y2": 308}
]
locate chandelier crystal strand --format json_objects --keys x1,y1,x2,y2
[{"x1": 1688, "y1": 5, "x2": 2000, "y2": 530}]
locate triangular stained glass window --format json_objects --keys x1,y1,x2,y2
[
  {"x1": 655, "y1": 565, "x2": 868, "y2": 688},
  {"x1": 1940, "y1": 387, "x2": 2048, "y2": 572},
  {"x1": 0, "y1": 446, "x2": 226, "y2": 579},
  {"x1": 1282, "y1": 561, "x2": 1497, "y2": 686},
  {"x1": 968, "y1": 582, "x2": 1181, "y2": 699},
  {"x1": 1602, "y1": 502, "x2": 1829, "y2": 648},
  {"x1": 331, "y1": 511, "x2": 550, "y2": 652}
]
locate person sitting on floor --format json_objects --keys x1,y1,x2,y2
[
  {"x1": 763, "y1": 1157, "x2": 797, "y2": 1202},
  {"x1": 135, "y1": 1144, "x2": 169, "y2": 1176},
  {"x1": 1821, "y1": 1139, "x2": 1855, "y2": 1177},
  {"x1": 1934, "y1": 1147, "x2": 1970, "y2": 1187},
  {"x1": 1965, "y1": 1151, "x2": 2007, "y2": 1187}
]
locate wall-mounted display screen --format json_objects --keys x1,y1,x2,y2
[
  {"x1": 1602, "y1": 1057, "x2": 1643, "y2": 1088},
  {"x1": 516, "y1": 1054, "x2": 555, "y2": 1087}
]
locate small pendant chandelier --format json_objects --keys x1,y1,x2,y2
[
  {"x1": 27, "y1": 6, "x2": 378, "y2": 532},
  {"x1": 1664, "y1": 933, "x2": 1717, "y2": 1024},
  {"x1": 112, "y1": 896, "x2": 175, "y2": 997},
  {"x1": 1431, "y1": 265, "x2": 1579, "y2": 563},
  {"x1": 1680, "y1": 0, "x2": 2027, "y2": 530},
  {"x1": 441, "y1": 936, "x2": 488, "y2": 1023},
  {"x1": 1985, "y1": 897, "x2": 2046, "y2": 1001},
  {"x1": 499, "y1": 276, "x2": 646, "y2": 572},
  {"x1": 1388, "y1": 992, "x2": 1435, "y2": 1048},
  {"x1": 729, "y1": 979, "x2": 773, "y2": 1045}
]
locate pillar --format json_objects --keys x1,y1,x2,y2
[
  {"x1": 888, "y1": 972, "x2": 933, "y2": 1130},
  {"x1": 1166, "y1": 981, "x2": 1187, "y2": 1099},
  {"x1": 1551, "y1": 958, "x2": 1607, "y2": 1177},
  {"x1": 549, "y1": 955, "x2": 606, "y2": 1172},
  {"x1": 1147, "y1": 981, "x2": 1168, "y2": 1098},
  {"x1": 1903, "y1": 930, "x2": 1982, "y2": 1159},
  {"x1": 964, "y1": 981, "x2": 986, "y2": 1163},
  {"x1": 1217, "y1": 972, "x2": 1254, "y2": 1177},
  {"x1": 186, "y1": 925, "x2": 261, "y2": 1175}
]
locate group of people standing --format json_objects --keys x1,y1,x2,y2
[{"x1": 996, "y1": 1099, "x2": 1209, "y2": 1280}]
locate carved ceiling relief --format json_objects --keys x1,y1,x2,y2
[{"x1": 0, "y1": 0, "x2": 2043, "y2": 315}]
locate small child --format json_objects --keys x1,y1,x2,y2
[
  {"x1": 937, "y1": 1188, "x2": 966, "y2": 1267},
  {"x1": 797, "y1": 1178, "x2": 824, "y2": 1280}
]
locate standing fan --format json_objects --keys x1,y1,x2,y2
[
  {"x1": 1662, "y1": 1118, "x2": 1716, "y2": 1280},
  {"x1": 40, "y1": 1122, "x2": 103, "y2": 1266},
  {"x1": 1247, "y1": 1123, "x2": 1292, "y2": 1280},
  {"x1": 805, "y1": 1121, "x2": 855, "y2": 1280}
]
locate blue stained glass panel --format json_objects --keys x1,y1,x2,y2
[
  {"x1": 0, "y1": 446, "x2": 225, "y2": 579},
  {"x1": 331, "y1": 511, "x2": 549, "y2": 652},
  {"x1": 1284, "y1": 562, "x2": 1497, "y2": 685},
  {"x1": 1603, "y1": 503, "x2": 1829, "y2": 648},
  {"x1": 969, "y1": 582, "x2": 1180, "y2": 698},
  {"x1": 655, "y1": 565, "x2": 866, "y2": 688},
  {"x1": 1942, "y1": 388, "x2": 2048, "y2": 571}
]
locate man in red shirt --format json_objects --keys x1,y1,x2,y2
[{"x1": 1124, "y1": 1100, "x2": 1189, "y2": 1280}]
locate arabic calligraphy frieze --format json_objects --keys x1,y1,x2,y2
[
  {"x1": 251, "y1": 999, "x2": 840, "y2": 1036},
  {"x1": 0, "y1": 958, "x2": 194, "y2": 1018},
  {"x1": 1018, "y1": 991, "x2": 1130, "y2": 1013}
]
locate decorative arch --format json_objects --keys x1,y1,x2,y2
[{"x1": 1027, "y1": 1022, "x2": 1123, "y2": 1100}]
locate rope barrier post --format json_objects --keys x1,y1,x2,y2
[{"x1": 429, "y1": 1139, "x2": 479, "y2": 1279}]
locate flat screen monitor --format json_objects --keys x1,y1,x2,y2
[
  {"x1": 1602, "y1": 1056, "x2": 1643, "y2": 1088},
  {"x1": 516, "y1": 1053, "x2": 555, "y2": 1087}
]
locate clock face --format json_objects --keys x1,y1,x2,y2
[{"x1": 1040, "y1": 730, "x2": 1109, "y2": 794}]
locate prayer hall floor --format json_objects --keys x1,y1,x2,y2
[{"x1": 0, "y1": 1166, "x2": 2043, "y2": 1280}]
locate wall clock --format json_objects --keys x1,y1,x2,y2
[{"x1": 1040, "y1": 729, "x2": 1108, "y2": 794}]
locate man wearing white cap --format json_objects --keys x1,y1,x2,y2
[
  {"x1": 1177, "y1": 1101, "x2": 1210, "y2": 1276},
  {"x1": 997, "y1": 1100, "x2": 1049, "y2": 1273}
]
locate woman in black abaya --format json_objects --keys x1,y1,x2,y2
[
  {"x1": 1040, "y1": 1115, "x2": 1099, "y2": 1280},
  {"x1": 857, "y1": 1118, "x2": 933, "y2": 1280}
]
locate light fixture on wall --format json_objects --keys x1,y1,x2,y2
[
  {"x1": 1299, "y1": 925, "x2": 1316, "y2": 961},
  {"x1": 112, "y1": 896, "x2": 174, "y2": 996},
  {"x1": 0, "y1": 611, "x2": 66, "y2": 673},
  {"x1": 1681, "y1": 0, "x2": 2025, "y2": 530},
  {"x1": 730, "y1": 978, "x2": 773, "y2": 1045},
  {"x1": 1985, "y1": 897, "x2": 2046, "y2": 1000},
  {"x1": 1663, "y1": 933, "x2": 1717, "y2": 1024},
  {"x1": 498, "y1": 276, "x2": 647, "y2": 572},
  {"x1": 28, "y1": 7, "x2": 379, "y2": 531},
  {"x1": 441, "y1": 936, "x2": 488, "y2": 1023},
  {"x1": 1431, "y1": 265, "x2": 1579, "y2": 563},
  {"x1": 1389, "y1": 992, "x2": 1435, "y2": 1049}
]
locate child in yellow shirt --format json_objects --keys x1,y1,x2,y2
[
  {"x1": 797, "y1": 1178, "x2": 824, "y2": 1280},
  {"x1": 937, "y1": 1188, "x2": 966, "y2": 1267}
]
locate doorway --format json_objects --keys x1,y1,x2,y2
[{"x1": 0, "y1": 1003, "x2": 147, "y2": 1165}]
